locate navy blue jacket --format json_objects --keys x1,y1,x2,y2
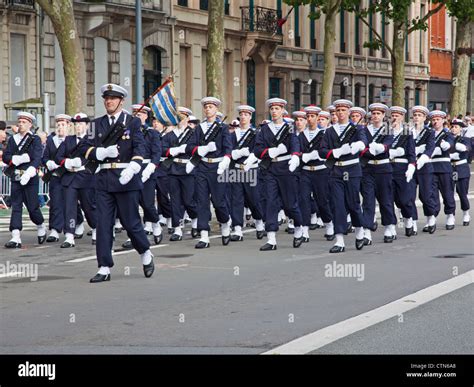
[
  {"x1": 162, "y1": 128, "x2": 194, "y2": 176},
  {"x1": 451, "y1": 136, "x2": 471, "y2": 180},
  {"x1": 360, "y1": 124, "x2": 394, "y2": 174},
  {"x1": 298, "y1": 128, "x2": 327, "y2": 173},
  {"x1": 231, "y1": 127, "x2": 258, "y2": 166},
  {"x1": 391, "y1": 132, "x2": 416, "y2": 175},
  {"x1": 431, "y1": 128, "x2": 454, "y2": 174},
  {"x1": 414, "y1": 127, "x2": 435, "y2": 175},
  {"x1": 141, "y1": 126, "x2": 165, "y2": 179}
]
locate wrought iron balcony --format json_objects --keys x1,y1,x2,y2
[
  {"x1": 3, "y1": 0, "x2": 34, "y2": 8},
  {"x1": 241, "y1": 6, "x2": 282, "y2": 36}
]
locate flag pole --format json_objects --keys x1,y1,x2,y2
[{"x1": 134, "y1": 69, "x2": 178, "y2": 115}]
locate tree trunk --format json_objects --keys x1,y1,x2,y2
[
  {"x1": 36, "y1": 0, "x2": 86, "y2": 115},
  {"x1": 391, "y1": 20, "x2": 406, "y2": 107},
  {"x1": 450, "y1": 21, "x2": 472, "y2": 117},
  {"x1": 206, "y1": 0, "x2": 224, "y2": 99},
  {"x1": 321, "y1": 1, "x2": 340, "y2": 108}
]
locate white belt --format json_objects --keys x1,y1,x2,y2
[
  {"x1": 173, "y1": 158, "x2": 189, "y2": 164},
  {"x1": 66, "y1": 166, "x2": 86, "y2": 172},
  {"x1": 367, "y1": 159, "x2": 390, "y2": 165},
  {"x1": 234, "y1": 163, "x2": 257, "y2": 170},
  {"x1": 451, "y1": 159, "x2": 467, "y2": 166},
  {"x1": 430, "y1": 157, "x2": 450, "y2": 163},
  {"x1": 142, "y1": 159, "x2": 151, "y2": 164},
  {"x1": 271, "y1": 155, "x2": 291, "y2": 162},
  {"x1": 303, "y1": 165, "x2": 327, "y2": 171},
  {"x1": 391, "y1": 158, "x2": 408, "y2": 163},
  {"x1": 100, "y1": 163, "x2": 129, "y2": 170},
  {"x1": 201, "y1": 157, "x2": 223, "y2": 164},
  {"x1": 333, "y1": 158, "x2": 359, "y2": 167}
]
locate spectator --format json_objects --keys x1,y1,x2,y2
[
  {"x1": 0, "y1": 121, "x2": 6, "y2": 130},
  {"x1": 10, "y1": 124, "x2": 18, "y2": 134}
]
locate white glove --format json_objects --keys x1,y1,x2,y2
[
  {"x1": 369, "y1": 142, "x2": 385, "y2": 156},
  {"x1": 96, "y1": 145, "x2": 119, "y2": 161},
  {"x1": 350, "y1": 141, "x2": 366, "y2": 155},
  {"x1": 389, "y1": 147, "x2": 405, "y2": 159},
  {"x1": 432, "y1": 147, "x2": 442, "y2": 157},
  {"x1": 20, "y1": 166, "x2": 36, "y2": 186},
  {"x1": 268, "y1": 143, "x2": 287, "y2": 159},
  {"x1": 46, "y1": 160, "x2": 59, "y2": 171},
  {"x1": 12, "y1": 153, "x2": 30, "y2": 166},
  {"x1": 207, "y1": 142, "x2": 217, "y2": 153},
  {"x1": 217, "y1": 156, "x2": 231, "y2": 175},
  {"x1": 415, "y1": 144, "x2": 426, "y2": 155},
  {"x1": 141, "y1": 163, "x2": 156, "y2": 183},
  {"x1": 197, "y1": 145, "x2": 210, "y2": 157},
  {"x1": 243, "y1": 153, "x2": 258, "y2": 171},
  {"x1": 332, "y1": 143, "x2": 351, "y2": 159},
  {"x1": 450, "y1": 152, "x2": 460, "y2": 160},
  {"x1": 302, "y1": 150, "x2": 319, "y2": 163},
  {"x1": 417, "y1": 154, "x2": 430, "y2": 170},
  {"x1": 405, "y1": 163, "x2": 416, "y2": 183},
  {"x1": 288, "y1": 154, "x2": 300, "y2": 172},
  {"x1": 65, "y1": 157, "x2": 82, "y2": 169},
  {"x1": 455, "y1": 143, "x2": 467, "y2": 152},
  {"x1": 232, "y1": 147, "x2": 251, "y2": 160},
  {"x1": 186, "y1": 162, "x2": 195, "y2": 174},
  {"x1": 440, "y1": 140, "x2": 450, "y2": 151},
  {"x1": 169, "y1": 144, "x2": 186, "y2": 157},
  {"x1": 119, "y1": 161, "x2": 141, "y2": 185},
  {"x1": 240, "y1": 147, "x2": 250, "y2": 157}
]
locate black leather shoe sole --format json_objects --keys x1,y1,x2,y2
[
  {"x1": 256, "y1": 231, "x2": 265, "y2": 240},
  {"x1": 195, "y1": 241, "x2": 209, "y2": 249},
  {"x1": 87, "y1": 230, "x2": 93, "y2": 236},
  {"x1": 309, "y1": 224, "x2": 318, "y2": 230},
  {"x1": 90, "y1": 273, "x2": 110, "y2": 283},
  {"x1": 5, "y1": 241, "x2": 21, "y2": 249},
  {"x1": 370, "y1": 221, "x2": 378, "y2": 232},
  {"x1": 422, "y1": 226, "x2": 429, "y2": 232},
  {"x1": 355, "y1": 238, "x2": 365, "y2": 250},
  {"x1": 428, "y1": 225, "x2": 436, "y2": 234},
  {"x1": 383, "y1": 236, "x2": 394, "y2": 243},
  {"x1": 60, "y1": 241, "x2": 75, "y2": 248},
  {"x1": 325, "y1": 234, "x2": 335, "y2": 241},
  {"x1": 302, "y1": 237, "x2": 309, "y2": 243},
  {"x1": 445, "y1": 225, "x2": 454, "y2": 230},
  {"x1": 170, "y1": 234, "x2": 183, "y2": 242},
  {"x1": 293, "y1": 237, "x2": 303, "y2": 248},
  {"x1": 222, "y1": 235, "x2": 231, "y2": 246},
  {"x1": 38, "y1": 235, "x2": 46, "y2": 245},
  {"x1": 405, "y1": 227, "x2": 414, "y2": 237},
  {"x1": 168, "y1": 228, "x2": 174, "y2": 235},
  {"x1": 122, "y1": 240, "x2": 133, "y2": 249},
  {"x1": 191, "y1": 229, "x2": 199, "y2": 238},
  {"x1": 46, "y1": 236, "x2": 59, "y2": 243},
  {"x1": 260, "y1": 243, "x2": 277, "y2": 251},
  {"x1": 329, "y1": 245, "x2": 345, "y2": 253},
  {"x1": 154, "y1": 234, "x2": 163, "y2": 245},
  {"x1": 143, "y1": 259, "x2": 154, "y2": 278},
  {"x1": 74, "y1": 233, "x2": 83, "y2": 239},
  {"x1": 463, "y1": 221, "x2": 470, "y2": 226},
  {"x1": 230, "y1": 235, "x2": 243, "y2": 242},
  {"x1": 363, "y1": 238, "x2": 372, "y2": 246}
]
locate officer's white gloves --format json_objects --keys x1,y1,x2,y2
[
  {"x1": 350, "y1": 141, "x2": 366, "y2": 155},
  {"x1": 96, "y1": 145, "x2": 119, "y2": 161},
  {"x1": 243, "y1": 153, "x2": 259, "y2": 172},
  {"x1": 232, "y1": 147, "x2": 250, "y2": 160},
  {"x1": 369, "y1": 142, "x2": 385, "y2": 156},
  {"x1": 431, "y1": 147, "x2": 442, "y2": 157},
  {"x1": 185, "y1": 162, "x2": 195, "y2": 174},
  {"x1": 268, "y1": 143, "x2": 287, "y2": 159},
  {"x1": 12, "y1": 153, "x2": 30, "y2": 166},
  {"x1": 119, "y1": 161, "x2": 141, "y2": 185},
  {"x1": 455, "y1": 143, "x2": 467, "y2": 152},
  {"x1": 141, "y1": 163, "x2": 156, "y2": 183},
  {"x1": 389, "y1": 147, "x2": 405, "y2": 159},
  {"x1": 64, "y1": 157, "x2": 82, "y2": 169},
  {"x1": 20, "y1": 166, "x2": 36, "y2": 186},
  {"x1": 450, "y1": 152, "x2": 460, "y2": 160},
  {"x1": 415, "y1": 144, "x2": 426, "y2": 155},
  {"x1": 440, "y1": 140, "x2": 451, "y2": 151},
  {"x1": 332, "y1": 143, "x2": 351, "y2": 159},
  {"x1": 46, "y1": 160, "x2": 59, "y2": 171},
  {"x1": 405, "y1": 163, "x2": 416, "y2": 183},
  {"x1": 169, "y1": 144, "x2": 187, "y2": 157},
  {"x1": 301, "y1": 150, "x2": 319, "y2": 164},
  {"x1": 207, "y1": 142, "x2": 217, "y2": 153},
  {"x1": 417, "y1": 154, "x2": 430, "y2": 170},
  {"x1": 288, "y1": 155, "x2": 300, "y2": 172},
  {"x1": 217, "y1": 156, "x2": 231, "y2": 175}
]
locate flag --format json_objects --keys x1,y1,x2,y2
[
  {"x1": 277, "y1": 6, "x2": 294, "y2": 28},
  {"x1": 149, "y1": 80, "x2": 179, "y2": 126}
]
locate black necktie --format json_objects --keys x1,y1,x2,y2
[{"x1": 110, "y1": 116, "x2": 115, "y2": 127}]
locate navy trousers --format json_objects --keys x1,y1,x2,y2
[
  {"x1": 48, "y1": 177, "x2": 65, "y2": 232},
  {"x1": 139, "y1": 178, "x2": 160, "y2": 224},
  {"x1": 454, "y1": 178, "x2": 470, "y2": 211},
  {"x1": 64, "y1": 186, "x2": 96, "y2": 234},
  {"x1": 414, "y1": 172, "x2": 437, "y2": 218},
  {"x1": 433, "y1": 173, "x2": 456, "y2": 216},
  {"x1": 392, "y1": 175, "x2": 416, "y2": 219},
  {"x1": 329, "y1": 176, "x2": 364, "y2": 235},
  {"x1": 361, "y1": 172, "x2": 397, "y2": 228},
  {"x1": 95, "y1": 189, "x2": 150, "y2": 268},
  {"x1": 230, "y1": 177, "x2": 263, "y2": 227},
  {"x1": 169, "y1": 174, "x2": 198, "y2": 227},
  {"x1": 300, "y1": 171, "x2": 332, "y2": 226},
  {"x1": 152, "y1": 176, "x2": 172, "y2": 220},
  {"x1": 9, "y1": 180, "x2": 44, "y2": 231}
]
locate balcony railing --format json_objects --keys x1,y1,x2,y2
[
  {"x1": 3, "y1": 0, "x2": 34, "y2": 8},
  {"x1": 84, "y1": 0, "x2": 162, "y2": 10},
  {"x1": 241, "y1": 6, "x2": 282, "y2": 36}
]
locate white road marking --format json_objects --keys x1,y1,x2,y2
[
  {"x1": 66, "y1": 244, "x2": 170, "y2": 263},
  {"x1": 262, "y1": 270, "x2": 473, "y2": 355},
  {"x1": 0, "y1": 272, "x2": 21, "y2": 279}
]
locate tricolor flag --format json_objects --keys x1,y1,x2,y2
[{"x1": 149, "y1": 80, "x2": 179, "y2": 126}]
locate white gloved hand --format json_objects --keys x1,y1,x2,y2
[
  {"x1": 231, "y1": 149, "x2": 242, "y2": 160},
  {"x1": 389, "y1": 147, "x2": 405, "y2": 159},
  {"x1": 450, "y1": 152, "x2": 460, "y2": 160},
  {"x1": 332, "y1": 143, "x2": 351, "y2": 159},
  {"x1": 432, "y1": 147, "x2": 442, "y2": 157},
  {"x1": 288, "y1": 154, "x2": 300, "y2": 172},
  {"x1": 169, "y1": 144, "x2": 186, "y2": 157},
  {"x1": 46, "y1": 160, "x2": 59, "y2": 171},
  {"x1": 64, "y1": 157, "x2": 82, "y2": 169},
  {"x1": 440, "y1": 140, "x2": 450, "y2": 151},
  {"x1": 207, "y1": 142, "x2": 217, "y2": 153},
  {"x1": 240, "y1": 147, "x2": 250, "y2": 157},
  {"x1": 185, "y1": 161, "x2": 195, "y2": 174},
  {"x1": 405, "y1": 163, "x2": 416, "y2": 183},
  {"x1": 415, "y1": 144, "x2": 426, "y2": 155},
  {"x1": 417, "y1": 154, "x2": 430, "y2": 170},
  {"x1": 12, "y1": 153, "x2": 30, "y2": 166},
  {"x1": 243, "y1": 153, "x2": 258, "y2": 171},
  {"x1": 20, "y1": 166, "x2": 36, "y2": 186},
  {"x1": 302, "y1": 150, "x2": 319, "y2": 163},
  {"x1": 141, "y1": 163, "x2": 156, "y2": 183},
  {"x1": 217, "y1": 156, "x2": 231, "y2": 175},
  {"x1": 96, "y1": 145, "x2": 119, "y2": 161},
  {"x1": 350, "y1": 141, "x2": 366, "y2": 155},
  {"x1": 369, "y1": 142, "x2": 385, "y2": 156},
  {"x1": 268, "y1": 143, "x2": 287, "y2": 159},
  {"x1": 455, "y1": 143, "x2": 467, "y2": 152},
  {"x1": 119, "y1": 161, "x2": 141, "y2": 185},
  {"x1": 197, "y1": 145, "x2": 210, "y2": 157}
]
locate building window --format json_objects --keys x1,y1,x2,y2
[
  {"x1": 310, "y1": 4, "x2": 316, "y2": 49},
  {"x1": 199, "y1": 0, "x2": 208, "y2": 11},
  {"x1": 381, "y1": 11, "x2": 387, "y2": 58},
  {"x1": 144, "y1": 46, "x2": 162, "y2": 101},
  {"x1": 10, "y1": 33, "x2": 26, "y2": 104},
  {"x1": 310, "y1": 80, "x2": 317, "y2": 105},
  {"x1": 225, "y1": 0, "x2": 230, "y2": 15},
  {"x1": 294, "y1": 5, "x2": 300, "y2": 47},
  {"x1": 246, "y1": 59, "x2": 256, "y2": 110},
  {"x1": 177, "y1": 0, "x2": 188, "y2": 6},
  {"x1": 269, "y1": 77, "x2": 281, "y2": 99},
  {"x1": 293, "y1": 79, "x2": 301, "y2": 111},
  {"x1": 354, "y1": 83, "x2": 361, "y2": 107},
  {"x1": 340, "y1": 81, "x2": 347, "y2": 99},
  {"x1": 339, "y1": 6, "x2": 346, "y2": 53},
  {"x1": 368, "y1": 84, "x2": 375, "y2": 104},
  {"x1": 415, "y1": 88, "x2": 421, "y2": 106},
  {"x1": 405, "y1": 87, "x2": 410, "y2": 112}
]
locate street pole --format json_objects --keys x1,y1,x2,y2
[{"x1": 136, "y1": 0, "x2": 143, "y2": 102}]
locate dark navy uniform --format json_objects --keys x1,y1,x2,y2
[
  {"x1": 150, "y1": 129, "x2": 172, "y2": 222},
  {"x1": 451, "y1": 135, "x2": 471, "y2": 219}
]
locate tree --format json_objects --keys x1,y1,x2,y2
[
  {"x1": 206, "y1": 0, "x2": 225, "y2": 99},
  {"x1": 445, "y1": 1, "x2": 474, "y2": 117},
  {"x1": 284, "y1": 0, "x2": 343, "y2": 108},
  {"x1": 36, "y1": 0, "x2": 86, "y2": 115}
]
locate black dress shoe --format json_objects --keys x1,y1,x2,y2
[
  {"x1": 5, "y1": 241, "x2": 21, "y2": 249},
  {"x1": 74, "y1": 233, "x2": 83, "y2": 239},
  {"x1": 245, "y1": 214, "x2": 251, "y2": 221},
  {"x1": 325, "y1": 234, "x2": 335, "y2": 241},
  {"x1": 122, "y1": 240, "x2": 133, "y2": 249},
  {"x1": 230, "y1": 235, "x2": 243, "y2": 242},
  {"x1": 278, "y1": 219, "x2": 283, "y2": 226},
  {"x1": 92, "y1": 239, "x2": 96, "y2": 245},
  {"x1": 329, "y1": 245, "x2": 345, "y2": 253},
  {"x1": 445, "y1": 224, "x2": 455, "y2": 230},
  {"x1": 114, "y1": 227, "x2": 123, "y2": 233},
  {"x1": 302, "y1": 237, "x2": 310, "y2": 243},
  {"x1": 383, "y1": 236, "x2": 393, "y2": 243},
  {"x1": 38, "y1": 235, "x2": 46, "y2": 245},
  {"x1": 46, "y1": 236, "x2": 59, "y2": 243},
  {"x1": 87, "y1": 230, "x2": 93, "y2": 236},
  {"x1": 422, "y1": 225, "x2": 430, "y2": 232},
  {"x1": 256, "y1": 230, "x2": 265, "y2": 240},
  {"x1": 170, "y1": 234, "x2": 183, "y2": 242},
  {"x1": 309, "y1": 223, "x2": 318, "y2": 230},
  {"x1": 293, "y1": 237, "x2": 303, "y2": 248},
  {"x1": 463, "y1": 221, "x2": 470, "y2": 226},
  {"x1": 285, "y1": 227, "x2": 295, "y2": 234},
  {"x1": 363, "y1": 238, "x2": 372, "y2": 246},
  {"x1": 260, "y1": 243, "x2": 277, "y2": 251},
  {"x1": 159, "y1": 221, "x2": 166, "y2": 227},
  {"x1": 355, "y1": 238, "x2": 365, "y2": 250},
  {"x1": 191, "y1": 228, "x2": 199, "y2": 238},
  {"x1": 346, "y1": 222, "x2": 353, "y2": 233},
  {"x1": 145, "y1": 230, "x2": 153, "y2": 236},
  {"x1": 195, "y1": 241, "x2": 210, "y2": 249},
  {"x1": 428, "y1": 224, "x2": 436, "y2": 234},
  {"x1": 222, "y1": 235, "x2": 231, "y2": 246},
  {"x1": 90, "y1": 273, "x2": 111, "y2": 283},
  {"x1": 143, "y1": 258, "x2": 154, "y2": 278},
  {"x1": 168, "y1": 228, "x2": 174, "y2": 235},
  {"x1": 61, "y1": 241, "x2": 75, "y2": 248},
  {"x1": 370, "y1": 221, "x2": 378, "y2": 232},
  {"x1": 413, "y1": 231, "x2": 418, "y2": 236},
  {"x1": 405, "y1": 227, "x2": 414, "y2": 237},
  {"x1": 154, "y1": 234, "x2": 163, "y2": 245}
]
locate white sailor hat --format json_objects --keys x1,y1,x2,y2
[
  {"x1": 71, "y1": 112, "x2": 90, "y2": 123},
  {"x1": 390, "y1": 106, "x2": 407, "y2": 115},
  {"x1": 327, "y1": 105, "x2": 336, "y2": 112},
  {"x1": 17, "y1": 111, "x2": 35, "y2": 123},
  {"x1": 132, "y1": 104, "x2": 151, "y2": 113},
  {"x1": 188, "y1": 115, "x2": 199, "y2": 123},
  {"x1": 284, "y1": 117, "x2": 295, "y2": 124},
  {"x1": 349, "y1": 107, "x2": 367, "y2": 117},
  {"x1": 55, "y1": 114, "x2": 71, "y2": 122},
  {"x1": 411, "y1": 105, "x2": 429, "y2": 116},
  {"x1": 333, "y1": 99, "x2": 354, "y2": 108},
  {"x1": 318, "y1": 111, "x2": 331, "y2": 119},
  {"x1": 101, "y1": 83, "x2": 128, "y2": 98},
  {"x1": 177, "y1": 106, "x2": 193, "y2": 116},
  {"x1": 201, "y1": 97, "x2": 221, "y2": 107},
  {"x1": 266, "y1": 98, "x2": 287, "y2": 108},
  {"x1": 304, "y1": 105, "x2": 322, "y2": 115},
  {"x1": 429, "y1": 110, "x2": 446, "y2": 119},
  {"x1": 292, "y1": 110, "x2": 307, "y2": 118},
  {"x1": 261, "y1": 119, "x2": 271, "y2": 125},
  {"x1": 237, "y1": 105, "x2": 255, "y2": 114},
  {"x1": 451, "y1": 118, "x2": 467, "y2": 128},
  {"x1": 368, "y1": 103, "x2": 389, "y2": 113}
]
